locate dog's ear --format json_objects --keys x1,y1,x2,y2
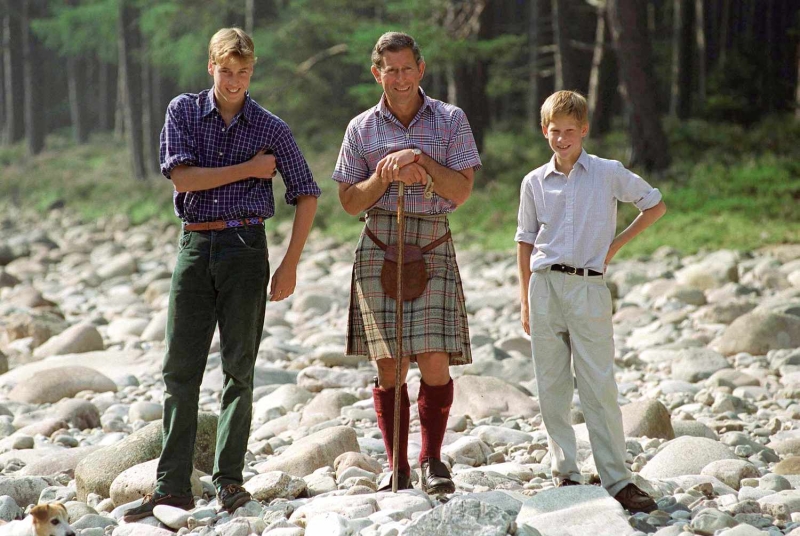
[
  {"x1": 30, "y1": 505, "x2": 49, "y2": 521},
  {"x1": 53, "y1": 503, "x2": 68, "y2": 518}
]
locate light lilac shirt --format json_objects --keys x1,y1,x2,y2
[
  {"x1": 332, "y1": 89, "x2": 482, "y2": 214},
  {"x1": 515, "y1": 150, "x2": 662, "y2": 273}
]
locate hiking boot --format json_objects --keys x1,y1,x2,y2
[
  {"x1": 122, "y1": 492, "x2": 194, "y2": 522},
  {"x1": 218, "y1": 484, "x2": 252, "y2": 513},
  {"x1": 557, "y1": 478, "x2": 582, "y2": 487},
  {"x1": 420, "y1": 458, "x2": 455, "y2": 495},
  {"x1": 614, "y1": 483, "x2": 657, "y2": 513}
]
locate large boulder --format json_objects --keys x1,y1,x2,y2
[
  {"x1": 254, "y1": 426, "x2": 359, "y2": 478},
  {"x1": 639, "y1": 437, "x2": 738, "y2": 479},
  {"x1": 0, "y1": 476, "x2": 57, "y2": 508},
  {"x1": 8, "y1": 366, "x2": 116, "y2": 404},
  {"x1": 33, "y1": 324, "x2": 104, "y2": 359},
  {"x1": 403, "y1": 498, "x2": 513, "y2": 536},
  {"x1": 452, "y1": 376, "x2": 538, "y2": 420},
  {"x1": 75, "y1": 413, "x2": 217, "y2": 500},
  {"x1": 713, "y1": 311, "x2": 800, "y2": 356},
  {"x1": 620, "y1": 399, "x2": 674, "y2": 440},
  {"x1": 517, "y1": 485, "x2": 635, "y2": 536},
  {"x1": 671, "y1": 348, "x2": 731, "y2": 383},
  {"x1": 19, "y1": 446, "x2": 102, "y2": 477},
  {"x1": 300, "y1": 390, "x2": 358, "y2": 426},
  {"x1": 109, "y1": 459, "x2": 202, "y2": 506}
]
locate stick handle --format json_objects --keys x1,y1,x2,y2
[{"x1": 392, "y1": 182, "x2": 405, "y2": 493}]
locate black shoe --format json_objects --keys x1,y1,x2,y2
[
  {"x1": 420, "y1": 458, "x2": 455, "y2": 495},
  {"x1": 122, "y1": 492, "x2": 194, "y2": 522},
  {"x1": 614, "y1": 483, "x2": 657, "y2": 513},
  {"x1": 218, "y1": 484, "x2": 252, "y2": 513},
  {"x1": 377, "y1": 472, "x2": 413, "y2": 492},
  {"x1": 557, "y1": 478, "x2": 582, "y2": 487}
]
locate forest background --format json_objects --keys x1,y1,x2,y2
[{"x1": 1, "y1": 0, "x2": 799, "y2": 255}]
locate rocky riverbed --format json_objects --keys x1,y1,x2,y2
[{"x1": 1, "y1": 209, "x2": 800, "y2": 536}]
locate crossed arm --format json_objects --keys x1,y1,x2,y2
[{"x1": 338, "y1": 148, "x2": 474, "y2": 215}]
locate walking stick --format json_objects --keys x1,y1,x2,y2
[{"x1": 392, "y1": 181, "x2": 405, "y2": 493}]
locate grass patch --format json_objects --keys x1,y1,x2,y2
[{"x1": 1, "y1": 116, "x2": 798, "y2": 257}]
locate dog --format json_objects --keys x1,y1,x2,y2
[{"x1": 0, "y1": 503, "x2": 75, "y2": 536}]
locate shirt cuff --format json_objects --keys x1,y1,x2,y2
[
  {"x1": 161, "y1": 156, "x2": 196, "y2": 180},
  {"x1": 634, "y1": 188, "x2": 662, "y2": 211},
  {"x1": 515, "y1": 229, "x2": 537, "y2": 244},
  {"x1": 285, "y1": 185, "x2": 322, "y2": 206}
]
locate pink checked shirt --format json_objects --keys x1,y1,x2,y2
[{"x1": 332, "y1": 89, "x2": 482, "y2": 214}]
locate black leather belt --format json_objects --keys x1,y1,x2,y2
[{"x1": 550, "y1": 263, "x2": 603, "y2": 277}]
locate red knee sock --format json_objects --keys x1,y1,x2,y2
[
  {"x1": 418, "y1": 378, "x2": 453, "y2": 463},
  {"x1": 373, "y1": 384, "x2": 411, "y2": 476}
]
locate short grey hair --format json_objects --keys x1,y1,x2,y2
[{"x1": 371, "y1": 32, "x2": 423, "y2": 68}]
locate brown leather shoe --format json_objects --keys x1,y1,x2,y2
[
  {"x1": 122, "y1": 492, "x2": 194, "y2": 522},
  {"x1": 614, "y1": 483, "x2": 656, "y2": 513},
  {"x1": 420, "y1": 458, "x2": 455, "y2": 495},
  {"x1": 557, "y1": 478, "x2": 582, "y2": 487}
]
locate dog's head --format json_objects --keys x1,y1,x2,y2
[{"x1": 29, "y1": 504, "x2": 74, "y2": 536}]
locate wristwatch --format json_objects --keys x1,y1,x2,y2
[{"x1": 411, "y1": 148, "x2": 422, "y2": 163}]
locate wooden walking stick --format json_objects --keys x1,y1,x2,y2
[{"x1": 392, "y1": 181, "x2": 405, "y2": 493}]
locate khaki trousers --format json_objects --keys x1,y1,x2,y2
[{"x1": 529, "y1": 268, "x2": 631, "y2": 496}]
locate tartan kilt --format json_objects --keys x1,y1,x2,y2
[{"x1": 346, "y1": 209, "x2": 472, "y2": 365}]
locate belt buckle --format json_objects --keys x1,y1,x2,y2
[{"x1": 565, "y1": 265, "x2": 578, "y2": 275}]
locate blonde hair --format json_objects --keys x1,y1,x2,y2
[
  {"x1": 540, "y1": 90, "x2": 588, "y2": 127},
  {"x1": 208, "y1": 28, "x2": 256, "y2": 65}
]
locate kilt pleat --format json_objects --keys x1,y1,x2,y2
[{"x1": 346, "y1": 209, "x2": 472, "y2": 365}]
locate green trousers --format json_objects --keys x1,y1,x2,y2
[{"x1": 156, "y1": 226, "x2": 269, "y2": 497}]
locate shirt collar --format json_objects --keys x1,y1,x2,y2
[
  {"x1": 375, "y1": 87, "x2": 433, "y2": 124},
  {"x1": 543, "y1": 149, "x2": 590, "y2": 179},
  {"x1": 200, "y1": 88, "x2": 253, "y2": 123}
]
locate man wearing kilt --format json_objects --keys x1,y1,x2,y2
[{"x1": 332, "y1": 32, "x2": 481, "y2": 494}]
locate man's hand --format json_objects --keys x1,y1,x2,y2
[
  {"x1": 521, "y1": 300, "x2": 530, "y2": 336},
  {"x1": 376, "y1": 149, "x2": 417, "y2": 182},
  {"x1": 269, "y1": 261, "x2": 297, "y2": 302},
  {"x1": 395, "y1": 163, "x2": 427, "y2": 186},
  {"x1": 249, "y1": 150, "x2": 277, "y2": 179}
]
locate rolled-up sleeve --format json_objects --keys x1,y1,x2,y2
[
  {"x1": 446, "y1": 109, "x2": 482, "y2": 172},
  {"x1": 515, "y1": 175, "x2": 539, "y2": 244},
  {"x1": 272, "y1": 120, "x2": 321, "y2": 205},
  {"x1": 160, "y1": 98, "x2": 198, "y2": 180},
  {"x1": 332, "y1": 121, "x2": 370, "y2": 185},
  {"x1": 611, "y1": 161, "x2": 662, "y2": 211}
]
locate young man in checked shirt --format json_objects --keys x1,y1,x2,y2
[
  {"x1": 333, "y1": 32, "x2": 481, "y2": 494},
  {"x1": 124, "y1": 28, "x2": 320, "y2": 521}
]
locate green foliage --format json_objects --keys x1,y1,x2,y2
[{"x1": 32, "y1": 0, "x2": 118, "y2": 61}]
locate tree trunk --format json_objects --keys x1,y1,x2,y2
[
  {"x1": 118, "y1": 0, "x2": 146, "y2": 180},
  {"x1": 114, "y1": 63, "x2": 125, "y2": 140},
  {"x1": 551, "y1": 0, "x2": 563, "y2": 90},
  {"x1": 67, "y1": 56, "x2": 88, "y2": 143},
  {"x1": 0, "y1": 2, "x2": 5, "y2": 145},
  {"x1": 98, "y1": 60, "x2": 111, "y2": 132},
  {"x1": 607, "y1": 0, "x2": 671, "y2": 171},
  {"x1": 669, "y1": 0, "x2": 693, "y2": 118},
  {"x1": 588, "y1": 6, "x2": 617, "y2": 137},
  {"x1": 245, "y1": 0, "x2": 254, "y2": 35},
  {"x1": 796, "y1": 40, "x2": 800, "y2": 121},
  {"x1": 2, "y1": 0, "x2": 23, "y2": 144},
  {"x1": 22, "y1": 0, "x2": 44, "y2": 155},
  {"x1": 527, "y1": 0, "x2": 540, "y2": 129},
  {"x1": 694, "y1": 0, "x2": 706, "y2": 105},
  {"x1": 718, "y1": 0, "x2": 729, "y2": 67},
  {"x1": 141, "y1": 40, "x2": 154, "y2": 173}
]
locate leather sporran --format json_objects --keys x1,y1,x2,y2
[
  {"x1": 381, "y1": 244, "x2": 428, "y2": 301},
  {"x1": 364, "y1": 226, "x2": 451, "y2": 302}
]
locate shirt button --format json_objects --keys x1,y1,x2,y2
[
  {"x1": 218, "y1": 151, "x2": 223, "y2": 156},
  {"x1": 221, "y1": 127, "x2": 226, "y2": 132},
  {"x1": 214, "y1": 199, "x2": 218, "y2": 203}
]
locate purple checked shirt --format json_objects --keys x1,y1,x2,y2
[
  {"x1": 332, "y1": 89, "x2": 482, "y2": 214},
  {"x1": 160, "y1": 88, "x2": 321, "y2": 223}
]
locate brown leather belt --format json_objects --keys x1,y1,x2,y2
[{"x1": 183, "y1": 217, "x2": 264, "y2": 232}]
